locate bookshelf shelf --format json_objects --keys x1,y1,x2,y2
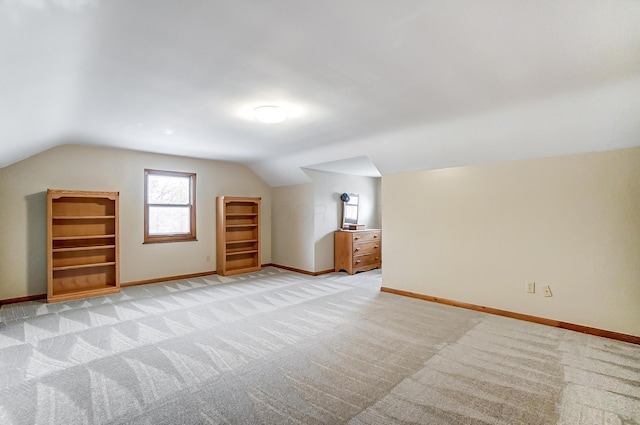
[
  {"x1": 47, "y1": 190, "x2": 120, "y2": 303},
  {"x1": 216, "y1": 196, "x2": 261, "y2": 276}
]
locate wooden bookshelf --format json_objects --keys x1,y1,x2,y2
[
  {"x1": 216, "y1": 196, "x2": 261, "y2": 276},
  {"x1": 47, "y1": 190, "x2": 120, "y2": 302}
]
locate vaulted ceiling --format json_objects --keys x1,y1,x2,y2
[{"x1": 1, "y1": 0, "x2": 639, "y2": 186}]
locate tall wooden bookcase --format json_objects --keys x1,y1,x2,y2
[
  {"x1": 47, "y1": 189, "x2": 120, "y2": 302},
  {"x1": 216, "y1": 196, "x2": 261, "y2": 276}
]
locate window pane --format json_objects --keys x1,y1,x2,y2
[
  {"x1": 147, "y1": 174, "x2": 190, "y2": 204},
  {"x1": 148, "y1": 206, "x2": 190, "y2": 235}
]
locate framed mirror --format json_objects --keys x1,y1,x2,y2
[{"x1": 341, "y1": 193, "x2": 359, "y2": 228}]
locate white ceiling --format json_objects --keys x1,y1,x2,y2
[
  {"x1": 1, "y1": 0, "x2": 639, "y2": 186},
  {"x1": 304, "y1": 156, "x2": 381, "y2": 178}
]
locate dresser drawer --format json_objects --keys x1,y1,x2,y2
[
  {"x1": 335, "y1": 229, "x2": 381, "y2": 275},
  {"x1": 353, "y1": 241, "x2": 381, "y2": 255},
  {"x1": 352, "y1": 231, "x2": 381, "y2": 243},
  {"x1": 353, "y1": 253, "x2": 381, "y2": 269}
]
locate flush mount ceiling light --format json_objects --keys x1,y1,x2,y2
[{"x1": 253, "y1": 105, "x2": 288, "y2": 124}]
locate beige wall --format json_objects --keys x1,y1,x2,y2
[
  {"x1": 382, "y1": 148, "x2": 640, "y2": 336},
  {"x1": 271, "y1": 183, "x2": 315, "y2": 272},
  {"x1": 304, "y1": 169, "x2": 381, "y2": 272},
  {"x1": 0, "y1": 144, "x2": 271, "y2": 300}
]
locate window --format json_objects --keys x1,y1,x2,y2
[{"x1": 144, "y1": 169, "x2": 196, "y2": 243}]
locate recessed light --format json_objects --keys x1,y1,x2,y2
[
  {"x1": 253, "y1": 105, "x2": 288, "y2": 124},
  {"x1": 162, "y1": 128, "x2": 174, "y2": 135}
]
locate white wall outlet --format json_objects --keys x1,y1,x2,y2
[
  {"x1": 526, "y1": 282, "x2": 535, "y2": 293},
  {"x1": 206, "y1": 255, "x2": 211, "y2": 262},
  {"x1": 543, "y1": 285, "x2": 553, "y2": 297}
]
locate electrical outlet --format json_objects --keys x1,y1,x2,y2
[
  {"x1": 543, "y1": 285, "x2": 552, "y2": 297},
  {"x1": 206, "y1": 255, "x2": 211, "y2": 262},
  {"x1": 526, "y1": 282, "x2": 535, "y2": 293}
]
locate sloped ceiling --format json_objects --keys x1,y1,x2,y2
[{"x1": 1, "y1": 0, "x2": 639, "y2": 186}]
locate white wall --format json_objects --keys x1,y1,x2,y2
[
  {"x1": 382, "y1": 147, "x2": 640, "y2": 336},
  {"x1": 304, "y1": 169, "x2": 381, "y2": 272},
  {"x1": 270, "y1": 170, "x2": 382, "y2": 273},
  {"x1": 0, "y1": 144, "x2": 272, "y2": 299},
  {"x1": 271, "y1": 183, "x2": 315, "y2": 272}
]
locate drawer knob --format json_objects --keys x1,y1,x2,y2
[
  {"x1": 354, "y1": 248, "x2": 360, "y2": 251},
  {"x1": 373, "y1": 235, "x2": 378, "y2": 238},
  {"x1": 374, "y1": 245, "x2": 379, "y2": 249},
  {"x1": 354, "y1": 237, "x2": 360, "y2": 240},
  {"x1": 355, "y1": 260, "x2": 361, "y2": 264}
]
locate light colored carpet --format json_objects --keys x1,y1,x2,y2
[{"x1": 0, "y1": 267, "x2": 638, "y2": 424}]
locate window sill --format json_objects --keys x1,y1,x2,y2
[{"x1": 143, "y1": 237, "x2": 198, "y2": 244}]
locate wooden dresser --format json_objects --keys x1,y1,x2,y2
[{"x1": 334, "y1": 229, "x2": 381, "y2": 275}]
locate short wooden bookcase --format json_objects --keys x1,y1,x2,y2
[
  {"x1": 216, "y1": 196, "x2": 261, "y2": 276},
  {"x1": 47, "y1": 189, "x2": 120, "y2": 302}
]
